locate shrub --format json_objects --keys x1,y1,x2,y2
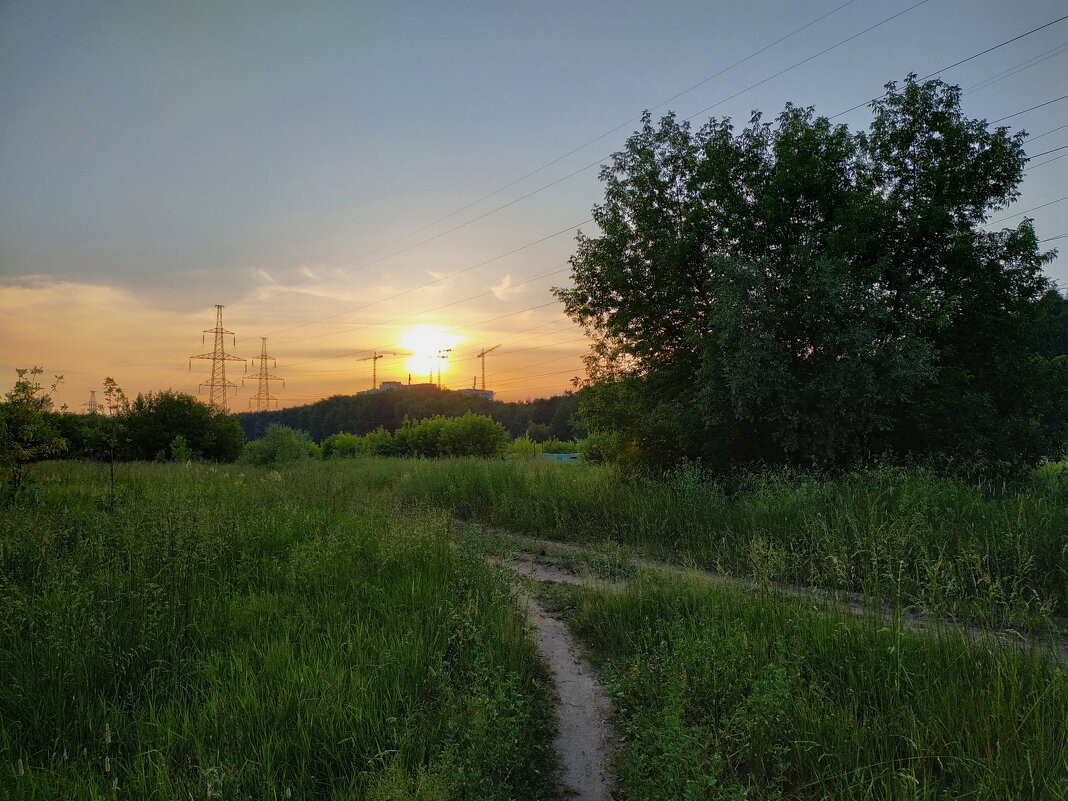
[
  {"x1": 123, "y1": 391, "x2": 244, "y2": 463},
  {"x1": 240, "y1": 424, "x2": 315, "y2": 466},
  {"x1": 441, "y1": 412, "x2": 508, "y2": 458},
  {"x1": 321, "y1": 432, "x2": 361, "y2": 459}
]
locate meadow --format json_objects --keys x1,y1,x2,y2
[
  {"x1": 0, "y1": 461, "x2": 554, "y2": 800},
  {"x1": 330, "y1": 457, "x2": 1068, "y2": 627},
  {"x1": 4, "y1": 456, "x2": 1068, "y2": 800},
  {"x1": 543, "y1": 574, "x2": 1068, "y2": 800}
]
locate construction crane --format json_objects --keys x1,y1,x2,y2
[
  {"x1": 357, "y1": 351, "x2": 400, "y2": 390},
  {"x1": 436, "y1": 348, "x2": 452, "y2": 388},
  {"x1": 476, "y1": 344, "x2": 501, "y2": 390}
]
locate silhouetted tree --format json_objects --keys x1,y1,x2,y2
[{"x1": 556, "y1": 76, "x2": 1066, "y2": 474}]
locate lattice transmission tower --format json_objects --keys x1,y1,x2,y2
[
  {"x1": 244, "y1": 336, "x2": 285, "y2": 410},
  {"x1": 81, "y1": 390, "x2": 100, "y2": 414},
  {"x1": 189, "y1": 304, "x2": 245, "y2": 410}
]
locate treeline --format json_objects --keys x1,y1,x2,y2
[
  {"x1": 49, "y1": 391, "x2": 244, "y2": 463},
  {"x1": 238, "y1": 385, "x2": 582, "y2": 442}
]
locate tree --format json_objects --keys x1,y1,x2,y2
[
  {"x1": 0, "y1": 367, "x2": 67, "y2": 496},
  {"x1": 122, "y1": 392, "x2": 244, "y2": 463},
  {"x1": 555, "y1": 76, "x2": 1065, "y2": 474}
]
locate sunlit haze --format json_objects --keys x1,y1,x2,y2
[{"x1": 2, "y1": 0, "x2": 1066, "y2": 411}]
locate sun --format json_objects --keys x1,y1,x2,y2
[{"x1": 400, "y1": 325, "x2": 461, "y2": 383}]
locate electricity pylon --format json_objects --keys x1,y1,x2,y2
[
  {"x1": 476, "y1": 344, "x2": 501, "y2": 390},
  {"x1": 189, "y1": 304, "x2": 245, "y2": 410},
  {"x1": 436, "y1": 348, "x2": 452, "y2": 388},
  {"x1": 357, "y1": 351, "x2": 399, "y2": 390},
  {"x1": 244, "y1": 336, "x2": 285, "y2": 411},
  {"x1": 81, "y1": 390, "x2": 100, "y2": 414}
]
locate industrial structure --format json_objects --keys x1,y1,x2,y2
[
  {"x1": 189, "y1": 304, "x2": 245, "y2": 410},
  {"x1": 357, "y1": 351, "x2": 400, "y2": 391},
  {"x1": 81, "y1": 390, "x2": 100, "y2": 414},
  {"x1": 245, "y1": 336, "x2": 285, "y2": 411}
]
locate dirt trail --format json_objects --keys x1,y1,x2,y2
[
  {"x1": 525, "y1": 594, "x2": 615, "y2": 801},
  {"x1": 488, "y1": 555, "x2": 616, "y2": 800},
  {"x1": 478, "y1": 523, "x2": 1068, "y2": 661}
]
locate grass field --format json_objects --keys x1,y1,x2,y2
[
  {"x1": 334, "y1": 457, "x2": 1068, "y2": 626},
  {"x1": 1, "y1": 461, "x2": 554, "y2": 800},
  {"x1": 542, "y1": 574, "x2": 1068, "y2": 800},
  {"x1": 5, "y1": 456, "x2": 1067, "y2": 799}
]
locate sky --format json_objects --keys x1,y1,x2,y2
[{"x1": 2, "y1": 0, "x2": 1067, "y2": 412}]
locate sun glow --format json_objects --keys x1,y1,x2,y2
[{"x1": 399, "y1": 325, "x2": 461, "y2": 383}]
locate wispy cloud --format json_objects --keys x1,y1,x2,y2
[{"x1": 491, "y1": 274, "x2": 525, "y2": 301}]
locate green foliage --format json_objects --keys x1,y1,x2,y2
[
  {"x1": 323, "y1": 414, "x2": 509, "y2": 460},
  {"x1": 508, "y1": 435, "x2": 536, "y2": 459},
  {"x1": 321, "y1": 431, "x2": 363, "y2": 459},
  {"x1": 240, "y1": 423, "x2": 314, "y2": 466},
  {"x1": 556, "y1": 76, "x2": 1066, "y2": 475},
  {"x1": 239, "y1": 384, "x2": 584, "y2": 443},
  {"x1": 169, "y1": 434, "x2": 194, "y2": 462},
  {"x1": 523, "y1": 422, "x2": 551, "y2": 443},
  {"x1": 576, "y1": 431, "x2": 631, "y2": 464},
  {"x1": 557, "y1": 575, "x2": 1068, "y2": 800},
  {"x1": 354, "y1": 458, "x2": 1068, "y2": 623},
  {"x1": 1, "y1": 461, "x2": 554, "y2": 799},
  {"x1": 122, "y1": 391, "x2": 244, "y2": 462},
  {"x1": 0, "y1": 367, "x2": 66, "y2": 497}
]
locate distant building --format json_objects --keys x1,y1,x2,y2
[
  {"x1": 457, "y1": 388, "x2": 494, "y2": 401},
  {"x1": 379, "y1": 381, "x2": 403, "y2": 390}
]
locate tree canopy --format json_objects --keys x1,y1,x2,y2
[{"x1": 555, "y1": 76, "x2": 1066, "y2": 475}]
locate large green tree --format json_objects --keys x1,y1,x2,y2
[
  {"x1": 123, "y1": 392, "x2": 244, "y2": 463},
  {"x1": 555, "y1": 76, "x2": 1066, "y2": 474}
]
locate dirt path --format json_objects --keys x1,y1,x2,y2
[
  {"x1": 489, "y1": 555, "x2": 616, "y2": 800},
  {"x1": 478, "y1": 523, "x2": 1068, "y2": 661},
  {"x1": 526, "y1": 595, "x2": 615, "y2": 801}
]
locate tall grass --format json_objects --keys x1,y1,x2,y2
[
  {"x1": 547, "y1": 575, "x2": 1068, "y2": 800},
  {"x1": 1, "y1": 461, "x2": 554, "y2": 799},
  {"x1": 336, "y1": 458, "x2": 1068, "y2": 624}
]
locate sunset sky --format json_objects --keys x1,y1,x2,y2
[{"x1": 2, "y1": 0, "x2": 1066, "y2": 412}]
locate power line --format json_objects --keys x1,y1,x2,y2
[
  {"x1": 1029, "y1": 122, "x2": 1068, "y2": 143},
  {"x1": 265, "y1": 4, "x2": 1059, "y2": 350},
  {"x1": 238, "y1": 0, "x2": 937, "y2": 340},
  {"x1": 963, "y1": 42, "x2": 1068, "y2": 94},
  {"x1": 1029, "y1": 144, "x2": 1068, "y2": 158},
  {"x1": 990, "y1": 95, "x2": 1068, "y2": 125},
  {"x1": 230, "y1": 1, "x2": 864, "y2": 310},
  {"x1": 1029, "y1": 151, "x2": 1068, "y2": 169},
  {"x1": 244, "y1": 10, "x2": 1068, "y2": 385},
  {"x1": 1041, "y1": 232, "x2": 1068, "y2": 242},
  {"x1": 274, "y1": 263, "x2": 571, "y2": 345},
  {"x1": 831, "y1": 14, "x2": 1068, "y2": 118},
  {"x1": 278, "y1": 300, "x2": 562, "y2": 368},
  {"x1": 685, "y1": 0, "x2": 934, "y2": 122},
  {"x1": 268, "y1": 223, "x2": 587, "y2": 337},
  {"x1": 986, "y1": 193, "x2": 1068, "y2": 226}
]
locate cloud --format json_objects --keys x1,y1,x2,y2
[{"x1": 491, "y1": 274, "x2": 527, "y2": 301}]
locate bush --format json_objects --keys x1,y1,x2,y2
[
  {"x1": 321, "y1": 432, "x2": 362, "y2": 459},
  {"x1": 576, "y1": 431, "x2": 631, "y2": 464},
  {"x1": 508, "y1": 436, "x2": 537, "y2": 460},
  {"x1": 441, "y1": 412, "x2": 509, "y2": 457},
  {"x1": 240, "y1": 424, "x2": 315, "y2": 466},
  {"x1": 123, "y1": 391, "x2": 244, "y2": 463}
]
